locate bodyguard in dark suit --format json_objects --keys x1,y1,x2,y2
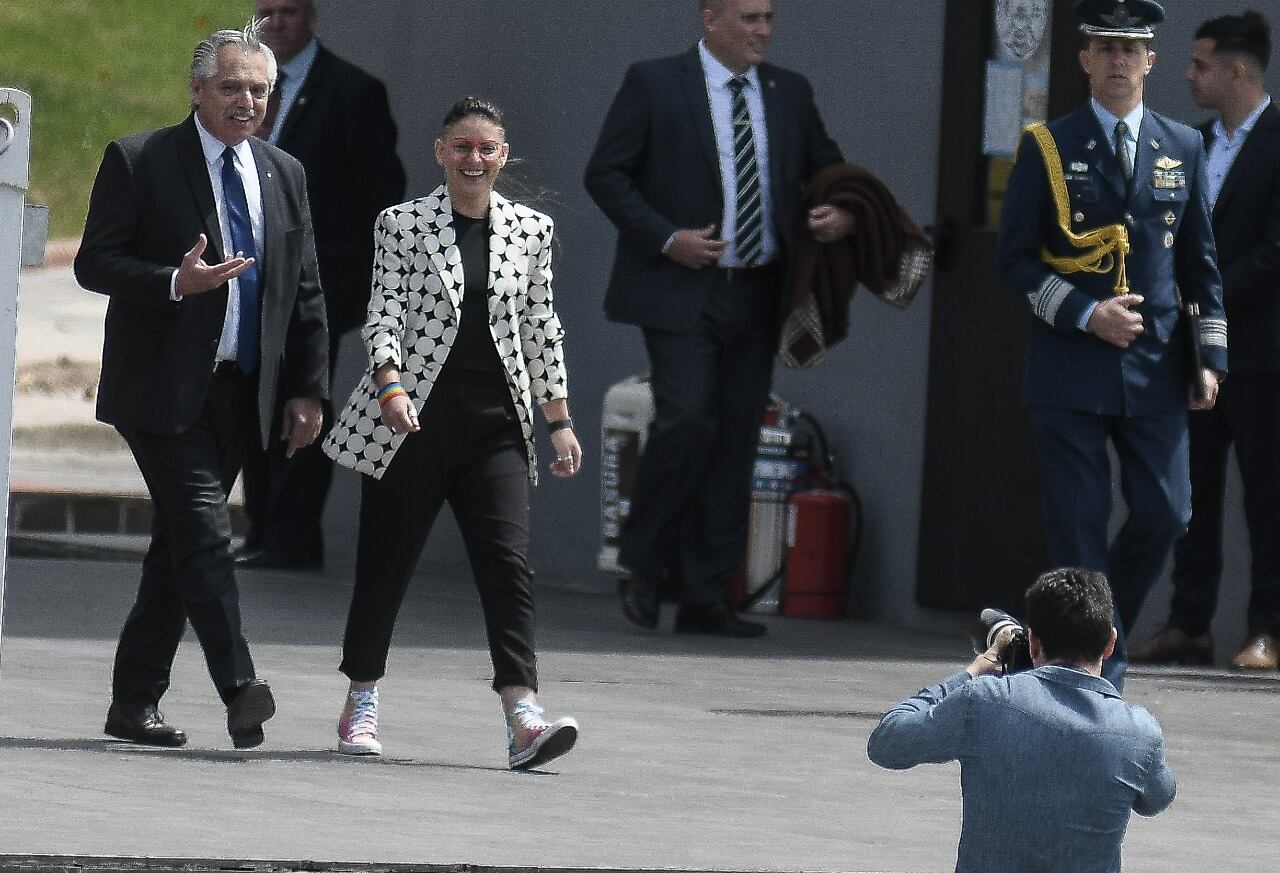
[
  {"x1": 585, "y1": 0, "x2": 850, "y2": 637},
  {"x1": 1134, "y1": 10, "x2": 1280, "y2": 671},
  {"x1": 74, "y1": 24, "x2": 329, "y2": 747},
  {"x1": 238, "y1": 0, "x2": 406, "y2": 570},
  {"x1": 997, "y1": 0, "x2": 1227, "y2": 689}
]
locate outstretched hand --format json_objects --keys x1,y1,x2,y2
[{"x1": 175, "y1": 234, "x2": 255, "y2": 298}]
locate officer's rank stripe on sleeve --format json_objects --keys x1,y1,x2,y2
[
  {"x1": 1200, "y1": 317, "x2": 1228, "y2": 349},
  {"x1": 1028, "y1": 275, "x2": 1073, "y2": 325}
]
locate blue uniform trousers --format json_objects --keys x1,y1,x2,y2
[{"x1": 1030, "y1": 407, "x2": 1191, "y2": 689}]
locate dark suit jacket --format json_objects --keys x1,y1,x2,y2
[
  {"x1": 75, "y1": 115, "x2": 329, "y2": 448},
  {"x1": 273, "y1": 43, "x2": 406, "y2": 336},
  {"x1": 998, "y1": 104, "x2": 1226, "y2": 417},
  {"x1": 1199, "y1": 102, "x2": 1280, "y2": 374},
  {"x1": 584, "y1": 46, "x2": 843, "y2": 333}
]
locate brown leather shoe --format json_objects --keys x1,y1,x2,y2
[
  {"x1": 1129, "y1": 626, "x2": 1213, "y2": 665},
  {"x1": 1231, "y1": 634, "x2": 1279, "y2": 670}
]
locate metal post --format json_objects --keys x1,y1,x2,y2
[{"x1": 0, "y1": 88, "x2": 36, "y2": 673}]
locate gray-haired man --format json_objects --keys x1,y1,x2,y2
[{"x1": 75, "y1": 23, "x2": 329, "y2": 748}]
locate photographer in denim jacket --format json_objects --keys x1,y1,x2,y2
[{"x1": 867, "y1": 568, "x2": 1176, "y2": 873}]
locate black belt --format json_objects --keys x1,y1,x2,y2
[
  {"x1": 212, "y1": 360, "x2": 245, "y2": 378},
  {"x1": 711, "y1": 262, "x2": 781, "y2": 283}
]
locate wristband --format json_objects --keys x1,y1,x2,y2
[
  {"x1": 378, "y1": 382, "x2": 408, "y2": 405},
  {"x1": 548, "y1": 417, "x2": 573, "y2": 434}
]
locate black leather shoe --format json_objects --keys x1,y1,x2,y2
[
  {"x1": 226, "y1": 679, "x2": 276, "y2": 749},
  {"x1": 104, "y1": 702, "x2": 187, "y2": 747},
  {"x1": 235, "y1": 549, "x2": 323, "y2": 571},
  {"x1": 674, "y1": 602, "x2": 766, "y2": 638},
  {"x1": 618, "y1": 575, "x2": 660, "y2": 629}
]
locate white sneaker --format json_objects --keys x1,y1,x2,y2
[
  {"x1": 507, "y1": 699, "x2": 578, "y2": 770},
  {"x1": 337, "y1": 687, "x2": 382, "y2": 756}
]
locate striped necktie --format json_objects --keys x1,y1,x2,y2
[{"x1": 729, "y1": 75, "x2": 763, "y2": 266}]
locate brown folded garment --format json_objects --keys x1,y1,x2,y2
[{"x1": 779, "y1": 163, "x2": 933, "y2": 369}]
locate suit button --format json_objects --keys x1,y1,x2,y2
[
  {"x1": 1124, "y1": 213, "x2": 1134, "y2": 225},
  {"x1": 1074, "y1": 212, "x2": 1085, "y2": 224}
]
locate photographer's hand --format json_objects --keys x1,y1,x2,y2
[{"x1": 967, "y1": 627, "x2": 1016, "y2": 679}]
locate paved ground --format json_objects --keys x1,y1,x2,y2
[{"x1": 1, "y1": 556, "x2": 1278, "y2": 873}]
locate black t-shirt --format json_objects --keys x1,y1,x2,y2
[{"x1": 441, "y1": 212, "x2": 507, "y2": 383}]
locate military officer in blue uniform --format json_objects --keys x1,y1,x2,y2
[{"x1": 998, "y1": 0, "x2": 1227, "y2": 688}]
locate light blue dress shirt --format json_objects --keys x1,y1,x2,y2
[
  {"x1": 1206, "y1": 94, "x2": 1271, "y2": 206},
  {"x1": 868, "y1": 665, "x2": 1176, "y2": 873},
  {"x1": 265, "y1": 37, "x2": 318, "y2": 145}
]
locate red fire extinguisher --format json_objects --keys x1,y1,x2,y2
[{"x1": 783, "y1": 490, "x2": 851, "y2": 619}]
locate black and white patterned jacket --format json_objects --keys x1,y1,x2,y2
[{"x1": 323, "y1": 186, "x2": 567, "y2": 482}]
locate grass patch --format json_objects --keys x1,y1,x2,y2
[{"x1": 0, "y1": 1, "x2": 251, "y2": 239}]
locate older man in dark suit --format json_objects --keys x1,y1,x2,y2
[
  {"x1": 1134, "y1": 10, "x2": 1280, "y2": 670},
  {"x1": 75, "y1": 23, "x2": 329, "y2": 748},
  {"x1": 585, "y1": 0, "x2": 851, "y2": 637},
  {"x1": 237, "y1": 0, "x2": 405, "y2": 570}
]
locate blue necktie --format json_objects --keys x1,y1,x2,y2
[{"x1": 221, "y1": 147, "x2": 261, "y2": 374}]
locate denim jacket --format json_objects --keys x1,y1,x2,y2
[{"x1": 867, "y1": 665, "x2": 1176, "y2": 873}]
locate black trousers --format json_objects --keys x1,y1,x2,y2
[
  {"x1": 339, "y1": 377, "x2": 538, "y2": 692},
  {"x1": 113, "y1": 367, "x2": 258, "y2": 707},
  {"x1": 240, "y1": 330, "x2": 341, "y2": 561},
  {"x1": 1169, "y1": 375, "x2": 1280, "y2": 638},
  {"x1": 617, "y1": 267, "x2": 778, "y2": 605}
]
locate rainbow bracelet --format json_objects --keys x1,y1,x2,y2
[{"x1": 377, "y1": 382, "x2": 408, "y2": 406}]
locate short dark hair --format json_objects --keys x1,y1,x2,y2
[
  {"x1": 1024, "y1": 568, "x2": 1114, "y2": 663},
  {"x1": 441, "y1": 96, "x2": 504, "y2": 132},
  {"x1": 1196, "y1": 10, "x2": 1271, "y2": 71}
]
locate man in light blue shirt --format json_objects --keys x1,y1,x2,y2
[{"x1": 868, "y1": 568, "x2": 1176, "y2": 873}]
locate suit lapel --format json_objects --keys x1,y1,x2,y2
[
  {"x1": 428, "y1": 187, "x2": 463, "y2": 315},
  {"x1": 758, "y1": 63, "x2": 784, "y2": 207},
  {"x1": 1129, "y1": 112, "x2": 1161, "y2": 206},
  {"x1": 1214, "y1": 103, "x2": 1278, "y2": 219},
  {"x1": 275, "y1": 45, "x2": 327, "y2": 145},
  {"x1": 175, "y1": 116, "x2": 224, "y2": 261},
  {"x1": 248, "y1": 138, "x2": 287, "y2": 297},
  {"x1": 678, "y1": 48, "x2": 721, "y2": 193}
]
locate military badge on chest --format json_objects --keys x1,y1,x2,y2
[{"x1": 1153, "y1": 155, "x2": 1186, "y2": 190}]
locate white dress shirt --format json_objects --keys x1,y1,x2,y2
[
  {"x1": 175, "y1": 114, "x2": 266, "y2": 362},
  {"x1": 698, "y1": 40, "x2": 778, "y2": 267},
  {"x1": 1206, "y1": 94, "x2": 1271, "y2": 206}
]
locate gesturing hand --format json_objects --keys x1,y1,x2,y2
[
  {"x1": 665, "y1": 224, "x2": 727, "y2": 269},
  {"x1": 175, "y1": 234, "x2": 255, "y2": 298},
  {"x1": 1087, "y1": 294, "x2": 1145, "y2": 348}
]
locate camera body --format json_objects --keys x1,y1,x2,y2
[{"x1": 972, "y1": 608, "x2": 1034, "y2": 674}]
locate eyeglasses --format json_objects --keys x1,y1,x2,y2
[{"x1": 448, "y1": 138, "x2": 503, "y2": 159}]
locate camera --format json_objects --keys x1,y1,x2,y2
[{"x1": 971, "y1": 608, "x2": 1033, "y2": 674}]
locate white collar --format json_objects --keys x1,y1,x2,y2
[
  {"x1": 193, "y1": 112, "x2": 252, "y2": 169},
  {"x1": 698, "y1": 39, "x2": 761, "y2": 91}
]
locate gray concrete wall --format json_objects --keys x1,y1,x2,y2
[{"x1": 314, "y1": 0, "x2": 1276, "y2": 637}]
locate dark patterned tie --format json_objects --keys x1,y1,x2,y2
[
  {"x1": 221, "y1": 147, "x2": 261, "y2": 374},
  {"x1": 1115, "y1": 120, "x2": 1133, "y2": 183},
  {"x1": 729, "y1": 75, "x2": 763, "y2": 266},
  {"x1": 260, "y1": 70, "x2": 287, "y2": 138}
]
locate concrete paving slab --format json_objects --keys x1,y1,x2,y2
[{"x1": 0, "y1": 557, "x2": 1277, "y2": 873}]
